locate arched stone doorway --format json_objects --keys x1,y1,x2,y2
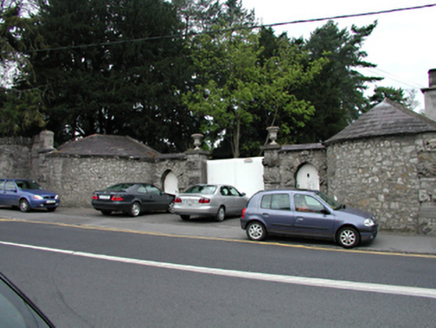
[
  {"x1": 163, "y1": 171, "x2": 179, "y2": 195},
  {"x1": 296, "y1": 163, "x2": 320, "y2": 190}
]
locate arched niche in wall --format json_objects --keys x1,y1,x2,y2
[
  {"x1": 163, "y1": 171, "x2": 178, "y2": 195},
  {"x1": 296, "y1": 163, "x2": 320, "y2": 190}
]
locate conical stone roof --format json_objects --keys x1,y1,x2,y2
[
  {"x1": 324, "y1": 99, "x2": 436, "y2": 145},
  {"x1": 55, "y1": 134, "x2": 161, "y2": 159}
]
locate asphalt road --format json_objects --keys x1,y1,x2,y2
[{"x1": 0, "y1": 208, "x2": 436, "y2": 327}]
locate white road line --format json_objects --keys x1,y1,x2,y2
[{"x1": 2, "y1": 240, "x2": 436, "y2": 299}]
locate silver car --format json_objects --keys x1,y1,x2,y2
[{"x1": 173, "y1": 184, "x2": 248, "y2": 221}]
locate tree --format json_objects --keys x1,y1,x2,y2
[
  {"x1": 29, "y1": 0, "x2": 198, "y2": 151},
  {"x1": 367, "y1": 86, "x2": 417, "y2": 110},
  {"x1": 289, "y1": 21, "x2": 382, "y2": 143},
  {"x1": 0, "y1": 0, "x2": 46, "y2": 137},
  {"x1": 183, "y1": 25, "x2": 326, "y2": 157}
]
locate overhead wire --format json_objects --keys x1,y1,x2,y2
[{"x1": 26, "y1": 3, "x2": 436, "y2": 53}]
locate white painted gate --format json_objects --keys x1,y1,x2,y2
[
  {"x1": 207, "y1": 157, "x2": 264, "y2": 197},
  {"x1": 163, "y1": 171, "x2": 179, "y2": 195},
  {"x1": 296, "y1": 163, "x2": 320, "y2": 190}
]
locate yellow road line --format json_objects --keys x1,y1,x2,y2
[{"x1": 1, "y1": 218, "x2": 435, "y2": 259}]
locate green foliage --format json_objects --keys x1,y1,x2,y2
[
  {"x1": 0, "y1": 0, "x2": 46, "y2": 136},
  {"x1": 287, "y1": 21, "x2": 382, "y2": 143},
  {"x1": 0, "y1": 87, "x2": 45, "y2": 136},
  {"x1": 29, "y1": 0, "x2": 198, "y2": 151},
  {"x1": 368, "y1": 86, "x2": 416, "y2": 110},
  {"x1": 183, "y1": 26, "x2": 326, "y2": 157}
]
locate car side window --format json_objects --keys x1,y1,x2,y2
[
  {"x1": 5, "y1": 181, "x2": 16, "y2": 191},
  {"x1": 220, "y1": 187, "x2": 229, "y2": 196},
  {"x1": 137, "y1": 185, "x2": 147, "y2": 193},
  {"x1": 261, "y1": 194, "x2": 290, "y2": 210},
  {"x1": 0, "y1": 179, "x2": 5, "y2": 190},
  {"x1": 228, "y1": 187, "x2": 240, "y2": 196},
  {"x1": 294, "y1": 194, "x2": 325, "y2": 213},
  {"x1": 145, "y1": 185, "x2": 161, "y2": 195}
]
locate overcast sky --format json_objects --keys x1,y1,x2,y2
[{"x1": 242, "y1": 0, "x2": 436, "y2": 110}]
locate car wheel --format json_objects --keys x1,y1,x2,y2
[
  {"x1": 215, "y1": 206, "x2": 225, "y2": 222},
  {"x1": 19, "y1": 199, "x2": 30, "y2": 213},
  {"x1": 47, "y1": 207, "x2": 56, "y2": 212},
  {"x1": 246, "y1": 221, "x2": 267, "y2": 241},
  {"x1": 129, "y1": 202, "x2": 141, "y2": 217},
  {"x1": 180, "y1": 215, "x2": 190, "y2": 221},
  {"x1": 101, "y1": 210, "x2": 112, "y2": 216},
  {"x1": 167, "y1": 201, "x2": 175, "y2": 213},
  {"x1": 337, "y1": 226, "x2": 360, "y2": 248}
]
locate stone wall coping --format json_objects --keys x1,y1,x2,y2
[
  {"x1": 279, "y1": 143, "x2": 325, "y2": 152},
  {"x1": 185, "y1": 149, "x2": 210, "y2": 156},
  {"x1": 46, "y1": 152, "x2": 156, "y2": 162}
]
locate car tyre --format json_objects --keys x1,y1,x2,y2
[
  {"x1": 180, "y1": 215, "x2": 190, "y2": 221},
  {"x1": 167, "y1": 201, "x2": 175, "y2": 213},
  {"x1": 337, "y1": 226, "x2": 360, "y2": 248},
  {"x1": 129, "y1": 202, "x2": 141, "y2": 217},
  {"x1": 101, "y1": 210, "x2": 112, "y2": 216},
  {"x1": 215, "y1": 206, "x2": 225, "y2": 222},
  {"x1": 246, "y1": 221, "x2": 267, "y2": 241},
  {"x1": 19, "y1": 199, "x2": 30, "y2": 213}
]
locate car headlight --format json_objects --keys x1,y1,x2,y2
[
  {"x1": 364, "y1": 218, "x2": 375, "y2": 227},
  {"x1": 55, "y1": 195, "x2": 59, "y2": 199},
  {"x1": 33, "y1": 195, "x2": 43, "y2": 200}
]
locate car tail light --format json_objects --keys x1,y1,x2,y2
[
  {"x1": 241, "y1": 208, "x2": 246, "y2": 218},
  {"x1": 199, "y1": 198, "x2": 210, "y2": 204},
  {"x1": 92, "y1": 195, "x2": 98, "y2": 200},
  {"x1": 174, "y1": 198, "x2": 182, "y2": 203},
  {"x1": 111, "y1": 195, "x2": 123, "y2": 201}
]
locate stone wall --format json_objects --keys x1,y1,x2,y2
[
  {"x1": 44, "y1": 150, "x2": 209, "y2": 208},
  {"x1": 417, "y1": 134, "x2": 436, "y2": 234},
  {"x1": 262, "y1": 144, "x2": 327, "y2": 193},
  {"x1": 327, "y1": 133, "x2": 436, "y2": 233},
  {"x1": 44, "y1": 155, "x2": 156, "y2": 207},
  {"x1": 0, "y1": 137, "x2": 33, "y2": 179}
]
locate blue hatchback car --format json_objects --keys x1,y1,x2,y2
[
  {"x1": 240, "y1": 189, "x2": 378, "y2": 248},
  {"x1": 0, "y1": 179, "x2": 60, "y2": 212}
]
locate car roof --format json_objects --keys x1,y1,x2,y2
[{"x1": 254, "y1": 188, "x2": 320, "y2": 195}]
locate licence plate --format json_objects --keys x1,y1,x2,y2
[
  {"x1": 46, "y1": 200, "x2": 56, "y2": 204},
  {"x1": 99, "y1": 195, "x2": 110, "y2": 200}
]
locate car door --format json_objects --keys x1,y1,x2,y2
[
  {"x1": 258, "y1": 193, "x2": 296, "y2": 234},
  {"x1": 0, "y1": 179, "x2": 5, "y2": 205},
  {"x1": 226, "y1": 186, "x2": 247, "y2": 215},
  {"x1": 227, "y1": 186, "x2": 247, "y2": 215},
  {"x1": 292, "y1": 193, "x2": 335, "y2": 237},
  {"x1": 3, "y1": 180, "x2": 19, "y2": 206},
  {"x1": 141, "y1": 184, "x2": 170, "y2": 211}
]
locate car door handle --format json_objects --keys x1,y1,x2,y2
[
  {"x1": 262, "y1": 213, "x2": 269, "y2": 217},
  {"x1": 296, "y1": 218, "x2": 304, "y2": 222}
]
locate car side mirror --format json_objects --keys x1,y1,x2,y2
[
  {"x1": 9, "y1": 188, "x2": 17, "y2": 193},
  {"x1": 241, "y1": 192, "x2": 246, "y2": 196},
  {"x1": 321, "y1": 208, "x2": 331, "y2": 215}
]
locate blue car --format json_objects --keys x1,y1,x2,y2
[
  {"x1": 0, "y1": 179, "x2": 60, "y2": 212},
  {"x1": 240, "y1": 189, "x2": 378, "y2": 248}
]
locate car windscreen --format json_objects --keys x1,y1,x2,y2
[
  {"x1": 106, "y1": 183, "x2": 134, "y2": 191},
  {"x1": 184, "y1": 185, "x2": 217, "y2": 195},
  {"x1": 317, "y1": 191, "x2": 341, "y2": 210},
  {"x1": 16, "y1": 180, "x2": 42, "y2": 190}
]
